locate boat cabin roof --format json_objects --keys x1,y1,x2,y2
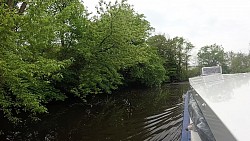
[{"x1": 189, "y1": 73, "x2": 250, "y2": 141}]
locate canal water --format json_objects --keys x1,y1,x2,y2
[{"x1": 0, "y1": 83, "x2": 189, "y2": 141}]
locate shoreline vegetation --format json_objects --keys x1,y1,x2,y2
[{"x1": 1, "y1": 0, "x2": 250, "y2": 123}]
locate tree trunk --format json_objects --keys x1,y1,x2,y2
[
  {"x1": 7, "y1": 0, "x2": 14, "y2": 9},
  {"x1": 19, "y1": 2, "x2": 27, "y2": 14}
]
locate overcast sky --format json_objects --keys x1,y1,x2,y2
[{"x1": 84, "y1": 0, "x2": 250, "y2": 53}]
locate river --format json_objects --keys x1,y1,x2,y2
[{"x1": 0, "y1": 83, "x2": 189, "y2": 141}]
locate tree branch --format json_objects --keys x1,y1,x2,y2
[
  {"x1": 19, "y1": 2, "x2": 27, "y2": 14},
  {"x1": 98, "y1": 11, "x2": 117, "y2": 51},
  {"x1": 7, "y1": 0, "x2": 14, "y2": 9}
]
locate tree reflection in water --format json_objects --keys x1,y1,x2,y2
[{"x1": 0, "y1": 83, "x2": 189, "y2": 141}]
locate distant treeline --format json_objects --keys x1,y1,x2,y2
[
  {"x1": 197, "y1": 44, "x2": 250, "y2": 74},
  {"x1": 0, "y1": 0, "x2": 249, "y2": 122}
]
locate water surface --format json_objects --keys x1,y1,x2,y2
[{"x1": 0, "y1": 83, "x2": 189, "y2": 141}]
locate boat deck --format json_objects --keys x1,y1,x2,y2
[{"x1": 189, "y1": 73, "x2": 250, "y2": 141}]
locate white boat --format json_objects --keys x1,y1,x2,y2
[{"x1": 182, "y1": 66, "x2": 250, "y2": 141}]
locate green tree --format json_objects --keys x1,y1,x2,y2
[
  {"x1": 230, "y1": 52, "x2": 250, "y2": 73},
  {"x1": 0, "y1": 0, "x2": 71, "y2": 122},
  {"x1": 58, "y1": 0, "x2": 165, "y2": 99},
  {"x1": 172, "y1": 37, "x2": 194, "y2": 80},
  {"x1": 197, "y1": 44, "x2": 228, "y2": 73},
  {"x1": 147, "y1": 35, "x2": 194, "y2": 81},
  {"x1": 0, "y1": 0, "x2": 176, "y2": 123},
  {"x1": 128, "y1": 45, "x2": 166, "y2": 86}
]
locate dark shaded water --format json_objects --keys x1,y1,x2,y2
[{"x1": 0, "y1": 83, "x2": 189, "y2": 141}]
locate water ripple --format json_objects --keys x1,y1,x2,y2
[{"x1": 125, "y1": 102, "x2": 184, "y2": 141}]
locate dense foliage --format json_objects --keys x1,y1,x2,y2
[
  {"x1": 0, "y1": 0, "x2": 179, "y2": 122},
  {"x1": 197, "y1": 44, "x2": 229, "y2": 73},
  {"x1": 147, "y1": 35, "x2": 194, "y2": 81},
  {"x1": 197, "y1": 44, "x2": 250, "y2": 74},
  {"x1": 3, "y1": 0, "x2": 249, "y2": 123}
]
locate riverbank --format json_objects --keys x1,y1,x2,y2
[{"x1": 171, "y1": 81, "x2": 189, "y2": 85}]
